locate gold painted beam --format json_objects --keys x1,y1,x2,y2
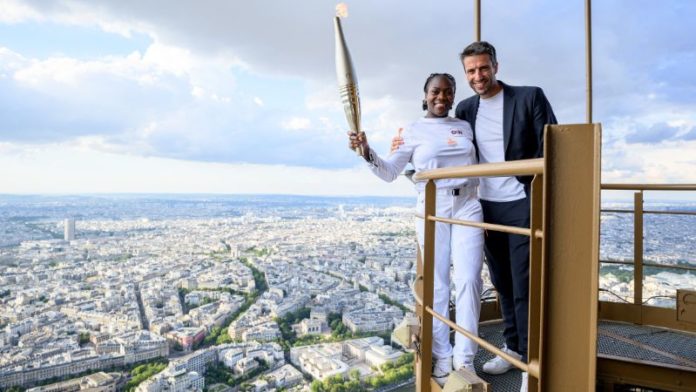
[
  {"x1": 540, "y1": 123, "x2": 601, "y2": 391},
  {"x1": 527, "y1": 175, "x2": 545, "y2": 391},
  {"x1": 474, "y1": 0, "x2": 481, "y2": 41},
  {"x1": 413, "y1": 158, "x2": 543, "y2": 181},
  {"x1": 427, "y1": 216, "x2": 532, "y2": 237},
  {"x1": 601, "y1": 184, "x2": 696, "y2": 191},
  {"x1": 416, "y1": 180, "x2": 437, "y2": 392},
  {"x1": 597, "y1": 356, "x2": 696, "y2": 392},
  {"x1": 602, "y1": 209, "x2": 696, "y2": 216},
  {"x1": 425, "y1": 306, "x2": 534, "y2": 377},
  {"x1": 634, "y1": 191, "x2": 643, "y2": 305},
  {"x1": 598, "y1": 301, "x2": 696, "y2": 333},
  {"x1": 415, "y1": 213, "x2": 543, "y2": 237},
  {"x1": 585, "y1": 0, "x2": 593, "y2": 123},
  {"x1": 600, "y1": 259, "x2": 696, "y2": 273}
]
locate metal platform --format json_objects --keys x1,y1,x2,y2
[
  {"x1": 597, "y1": 321, "x2": 696, "y2": 369},
  {"x1": 476, "y1": 322, "x2": 525, "y2": 391},
  {"x1": 476, "y1": 320, "x2": 696, "y2": 391},
  {"x1": 396, "y1": 320, "x2": 696, "y2": 391}
]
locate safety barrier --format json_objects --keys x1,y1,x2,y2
[{"x1": 411, "y1": 123, "x2": 602, "y2": 391}]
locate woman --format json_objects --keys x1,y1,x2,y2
[{"x1": 348, "y1": 73, "x2": 484, "y2": 383}]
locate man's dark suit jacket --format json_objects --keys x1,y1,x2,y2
[{"x1": 454, "y1": 80, "x2": 557, "y2": 185}]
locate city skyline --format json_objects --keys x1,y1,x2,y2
[
  {"x1": 0, "y1": 195, "x2": 419, "y2": 390},
  {"x1": 1, "y1": 194, "x2": 693, "y2": 390},
  {"x1": 1, "y1": 1, "x2": 695, "y2": 197}
]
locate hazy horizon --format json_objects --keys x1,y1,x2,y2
[{"x1": 2, "y1": 192, "x2": 695, "y2": 203}]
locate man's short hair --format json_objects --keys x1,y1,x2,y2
[{"x1": 460, "y1": 41, "x2": 498, "y2": 66}]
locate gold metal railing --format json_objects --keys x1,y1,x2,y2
[
  {"x1": 598, "y1": 184, "x2": 696, "y2": 331},
  {"x1": 411, "y1": 159, "x2": 543, "y2": 390},
  {"x1": 596, "y1": 184, "x2": 696, "y2": 391},
  {"x1": 602, "y1": 184, "x2": 696, "y2": 191},
  {"x1": 411, "y1": 124, "x2": 602, "y2": 391},
  {"x1": 411, "y1": 160, "x2": 542, "y2": 378}
]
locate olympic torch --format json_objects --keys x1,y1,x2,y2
[{"x1": 334, "y1": 4, "x2": 363, "y2": 156}]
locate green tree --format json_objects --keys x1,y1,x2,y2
[
  {"x1": 325, "y1": 375, "x2": 343, "y2": 386},
  {"x1": 125, "y1": 361, "x2": 167, "y2": 391},
  {"x1": 78, "y1": 332, "x2": 90, "y2": 345},
  {"x1": 239, "y1": 382, "x2": 253, "y2": 391},
  {"x1": 310, "y1": 380, "x2": 324, "y2": 392},
  {"x1": 346, "y1": 380, "x2": 362, "y2": 392},
  {"x1": 329, "y1": 384, "x2": 347, "y2": 392}
]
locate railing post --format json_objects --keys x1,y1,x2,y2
[
  {"x1": 416, "y1": 179, "x2": 436, "y2": 392},
  {"x1": 474, "y1": 0, "x2": 481, "y2": 41},
  {"x1": 585, "y1": 0, "x2": 593, "y2": 124},
  {"x1": 527, "y1": 175, "x2": 544, "y2": 391},
  {"x1": 541, "y1": 123, "x2": 601, "y2": 391},
  {"x1": 634, "y1": 191, "x2": 644, "y2": 305}
]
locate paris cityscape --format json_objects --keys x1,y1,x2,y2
[
  {"x1": 1, "y1": 0, "x2": 695, "y2": 390},
  {"x1": 0, "y1": 194, "x2": 694, "y2": 391}
]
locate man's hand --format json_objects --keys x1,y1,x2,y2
[{"x1": 390, "y1": 127, "x2": 404, "y2": 154}]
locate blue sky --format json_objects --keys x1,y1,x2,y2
[{"x1": 0, "y1": 0, "x2": 695, "y2": 197}]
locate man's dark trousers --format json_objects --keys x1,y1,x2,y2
[{"x1": 481, "y1": 196, "x2": 530, "y2": 362}]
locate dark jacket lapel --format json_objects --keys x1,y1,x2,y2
[
  {"x1": 467, "y1": 97, "x2": 481, "y2": 162},
  {"x1": 500, "y1": 81, "x2": 515, "y2": 156},
  {"x1": 470, "y1": 97, "x2": 480, "y2": 135}
]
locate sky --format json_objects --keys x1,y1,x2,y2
[{"x1": 1, "y1": 0, "x2": 695, "y2": 199}]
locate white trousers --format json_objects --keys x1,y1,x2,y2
[{"x1": 416, "y1": 187, "x2": 484, "y2": 367}]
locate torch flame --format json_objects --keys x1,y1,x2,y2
[{"x1": 336, "y1": 3, "x2": 348, "y2": 18}]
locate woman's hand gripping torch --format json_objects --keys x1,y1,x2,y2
[{"x1": 334, "y1": 4, "x2": 364, "y2": 157}]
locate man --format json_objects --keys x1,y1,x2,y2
[
  {"x1": 457, "y1": 41, "x2": 556, "y2": 392},
  {"x1": 392, "y1": 41, "x2": 556, "y2": 392}
]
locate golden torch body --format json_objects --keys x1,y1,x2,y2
[{"x1": 333, "y1": 16, "x2": 363, "y2": 156}]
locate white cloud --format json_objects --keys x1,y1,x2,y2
[
  {"x1": 281, "y1": 117, "x2": 312, "y2": 131},
  {"x1": 191, "y1": 85, "x2": 205, "y2": 98},
  {"x1": 306, "y1": 85, "x2": 340, "y2": 110},
  {"x1": 0, "y1": 0, "x2": 695, "y2": 194},
  {"x1": 11, "y1": 50, "x2": 152, "y2": 88},
  {"x1": 0, "y1": 0, "x2": 43, "y2": 23},
  {"x1": 0, "y1": 0, "x2": 149, "y2": 38},
  {"x1": 142, "y1": 42, "x2": 193, "y2": 76}
]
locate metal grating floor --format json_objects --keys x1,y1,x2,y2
[
  {"x1": 476, "y1": 320, "x2": 696, "y2": 391},
  {"x1": 597, "y1": 321, "x2": 696, "y2": 368},
  {"x1": 398, "y1": 320, "x2": 696, "y2": 391},
  {"x1": 476, "y1": 322, "x2": 525, "y2": 391}
]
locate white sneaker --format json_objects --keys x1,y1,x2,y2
[
  {"x1": 520, "y1": 371, "x2": 528, "y2": 392},
  {"x1": 432, "y1": 356, "x2": 452, "y2": 386},
  {"x1": 482, "y1": 345, "x2": 522, "y2": 375}
]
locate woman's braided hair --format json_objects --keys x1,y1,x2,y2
[{"x1": 423, "y1": 73, "x2": 456, "y2": 94}]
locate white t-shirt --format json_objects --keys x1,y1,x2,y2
[
  {"x1": 367, "y1": 116, "x2": 477, "y2": 193},
  {"x1": 475, "y1": 90, "x2": 526, "y2": 202}
]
